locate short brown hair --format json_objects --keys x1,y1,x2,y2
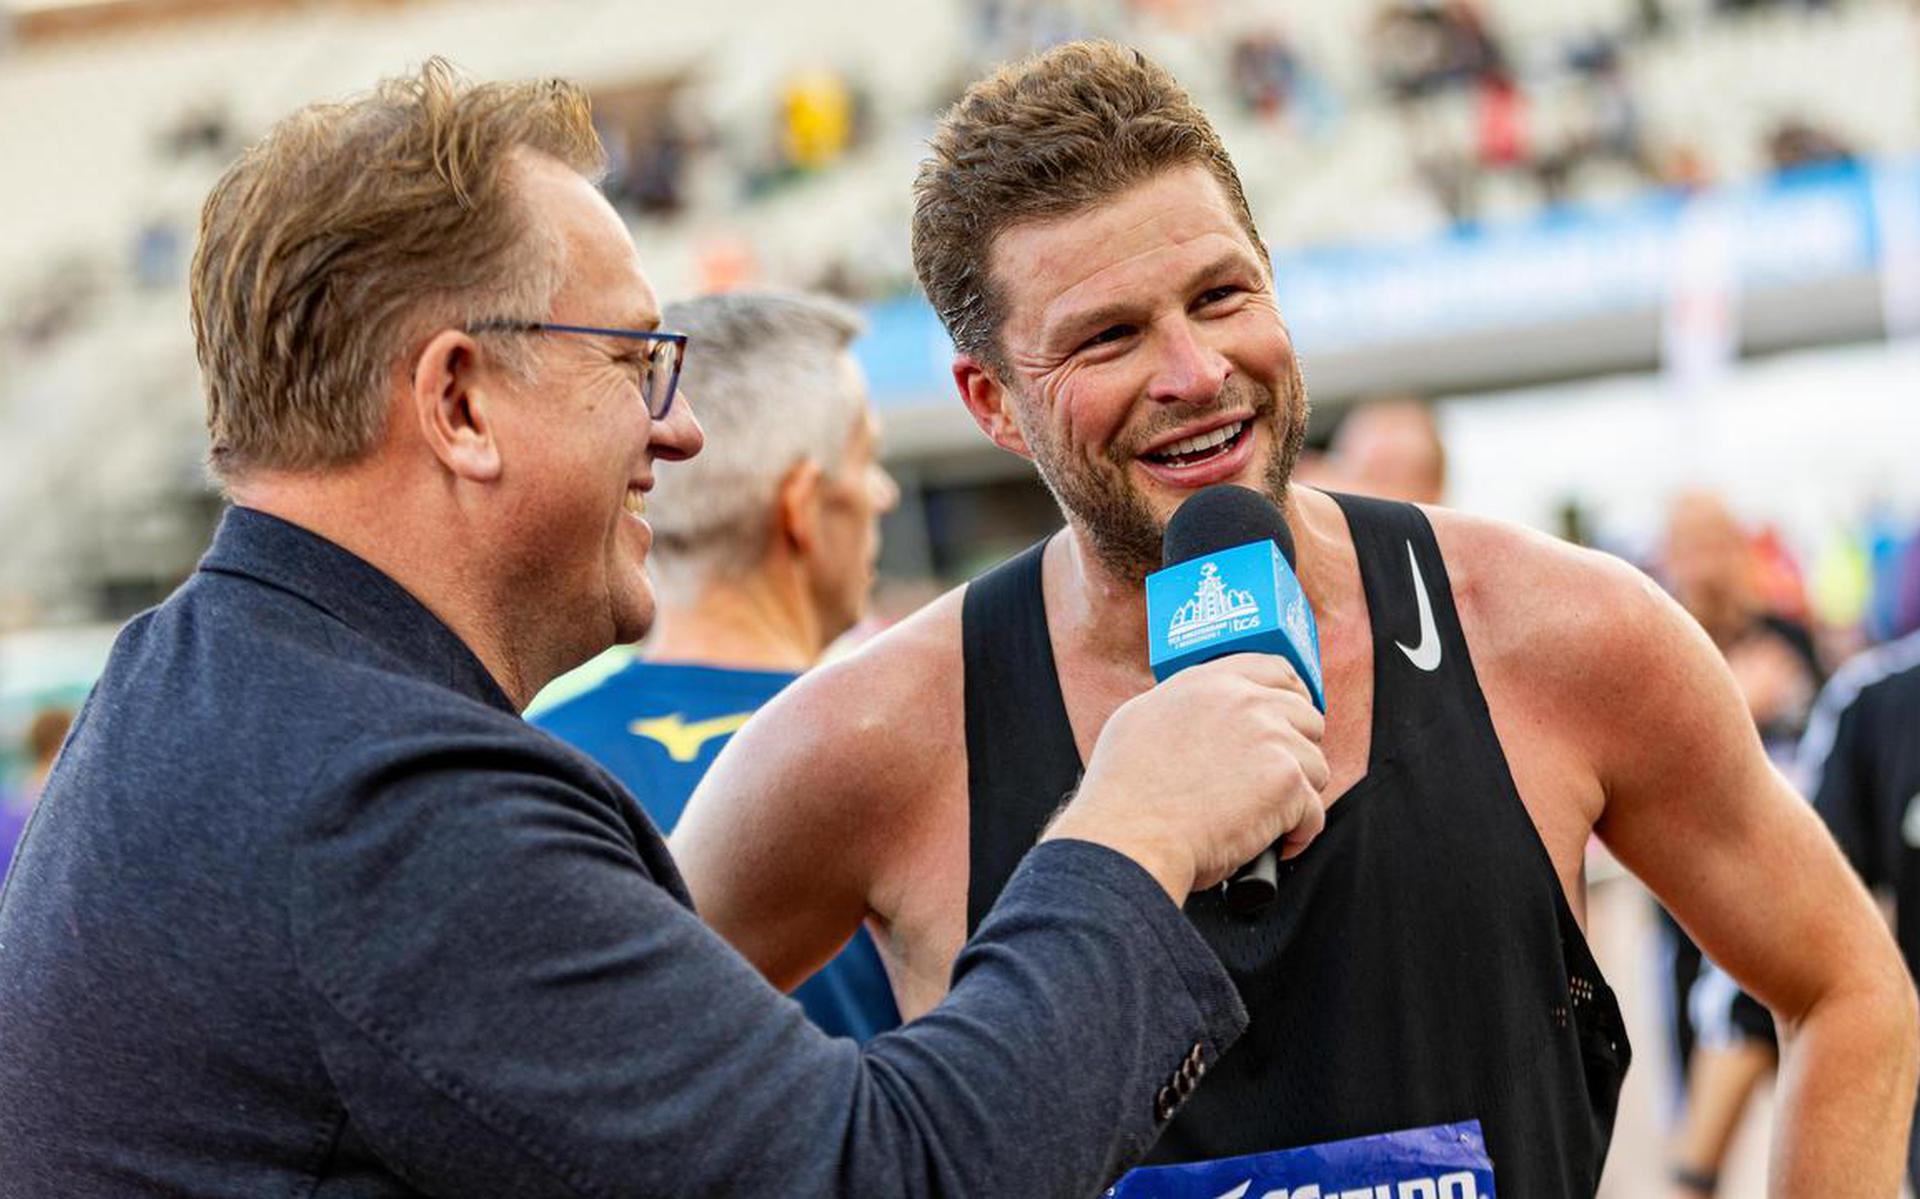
[
  {"x1": 911, "y1": 41, "x2": 1265, "y2": 366},
  {"x1": 191, "y1": 58, "x2": 606, "y2": 480}
]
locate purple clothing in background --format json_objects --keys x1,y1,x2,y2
[
  {"x1": 0, "y1": 800, "x2": 30, "y2": 887},
  {"x1": 1894, "y1": 529, "x2": 1920, "y2": 642}
]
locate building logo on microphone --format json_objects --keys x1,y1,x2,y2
[{"x1": 1167, "y1": 562, "x2": 1262, "y2": 651}]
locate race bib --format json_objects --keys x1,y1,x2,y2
[{"x1": 1106, "y1": 1121, "x2": 1495, "y2": 1199}]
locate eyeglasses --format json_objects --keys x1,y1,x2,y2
[{"x1": 467, "y1": 320, "x2": 688, "y2": 420}]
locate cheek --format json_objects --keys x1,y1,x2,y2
[
  {"x1": 1239, "y1": 305, "x2": 1298, "y2": 376},
  {"x1": 1044, "y1": 374, "x2": 1130, "y2": 461}
]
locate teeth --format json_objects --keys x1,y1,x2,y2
[
  {"x1": 623, "y1": 488, "x2": 646, "y2": 517},
  {"x1": 1155, "y1": 421, "x2": 1243, "y2": 461}
]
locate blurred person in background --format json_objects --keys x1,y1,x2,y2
[
  {"x1": 1325, "y1": 395, "x2": 1448, "y2": 505},
  {"x1": 1793, "y1": 628, "x2": 1920, "y2": 1193},
  {"x1": 675, "y1": 40, "x2": 1916, "y2": 1197},
  {"x1": 1661, "y1": 489, "x2": 1823, "y2": 759},
  {"x1": 0, "y1": 707, "x2": 73, "y2": 885},
  {"x1": 0, "y1": 59, "x2": 1333, "y2": 1195},
  {"x1": 535, "y1": 290, "x2": 901, "y2": 1042}
]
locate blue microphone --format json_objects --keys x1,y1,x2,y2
[{"x1": 1145, "y1": 484, "x2": 1324, "y2": 913}]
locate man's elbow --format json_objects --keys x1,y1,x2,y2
[
  {"x1": 1799, "y1": 938, "x2": 1920, "y2": 1087},
  {"x1": 1881, "y1": 959, "x2": 1920, "y2": 1089}
]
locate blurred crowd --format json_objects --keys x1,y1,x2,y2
[{"x1": 5, "y1": 0, "x2": 1902, "y2": 363}]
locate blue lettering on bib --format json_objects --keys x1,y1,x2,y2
[{"x1": 1106, "y1": 1121, "x2": 1495, "y2": 1199}]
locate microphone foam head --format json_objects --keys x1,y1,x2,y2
[{"x1": 1161, "y1": 484, "x2": 1294, "y2": 569}]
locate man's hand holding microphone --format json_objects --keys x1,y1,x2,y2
[
  {"x1": 1043, "y1": 653, "x2": 1328, "y2": 904},
  {"x1": 1042, "y1": 484, "x2": 1329, "y2": 907}
]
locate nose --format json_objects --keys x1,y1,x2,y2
[
  {"x1": 871, "y1": 462, "x2": 901, "y2": 513},
  {"x1": 650, "y1": 388, "x2": 704, "y2": 462},
  {"x1": 1145, "y1": 318, "x2": 1230, "y2": 406}
]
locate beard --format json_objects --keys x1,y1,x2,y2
[{"x1": 1021, "y1": 364, "x2": 1310, "y2": 582}]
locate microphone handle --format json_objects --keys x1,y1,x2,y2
[{"x1": 1222, "y1": 849, "x2": 1279, "y2": 915}]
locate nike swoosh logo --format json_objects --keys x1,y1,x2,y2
[
  {"x1": 629, "y1": 711, "x2": 754, "y2": 763},
  {"x1": 1396, "y1": 540, "x2": 1443, "y2": 672},
  {"x1": 1211, "y1": 1183, "x2": 1252, "y2": 1199}
]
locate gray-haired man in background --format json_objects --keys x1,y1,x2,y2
[{"x1": 535, "y1": 292, "x2": 902, "y2": 1042}]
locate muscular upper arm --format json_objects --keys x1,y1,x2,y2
[
  {"x1": 1567, "y1": 553, "x2": 1892, "y2": 1025},
  {"x1": 671, "y1": 599, "x2": 964, "y2": 992}
]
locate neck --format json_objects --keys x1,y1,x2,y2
[
  {"x1": 645, "y1": 567, "x2": 823, "y2": 673},
  {"x1": 1055, "y1": 484, "x2": 1355, "y2": 667},
  {"x1": 232, "y1": 466, "x2": 556, "y2": 711},
  {"x1": 1051, "y1": 526, "x2": 1153, "y2": 667}
]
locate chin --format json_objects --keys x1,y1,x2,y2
[{"x1": 606, "y1": 569, "x2": 657, "y2": 647}]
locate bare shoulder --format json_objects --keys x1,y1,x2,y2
[
  {"x1": 772, "y1": 586, "x2": 969, "y2": 799},
  {"x1": 1425, "y1": 505, "x2": 1741, "y2": 809},
  {"x1": 1425, "y1": 505, "x2": 1680, "y2": 697}
]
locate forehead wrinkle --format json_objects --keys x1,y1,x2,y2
[{"x1": 1034, "y1": 229, "x2": 1255, "y2": 347}]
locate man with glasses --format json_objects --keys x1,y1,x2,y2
[
  {"x1": 533, "y1": 290, "x2": 902, "y2": 1043},
  {"x1": 0, "y1": 61, "x2": 1332, "y2": 1196}
]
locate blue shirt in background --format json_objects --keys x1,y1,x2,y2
[{"x1": 536, "y1": 659, "x2": 902, "y2": 1042}]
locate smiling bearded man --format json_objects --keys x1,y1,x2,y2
[{"x1": 671, "y1": 40, "x2": 1916, "y2": 1199}]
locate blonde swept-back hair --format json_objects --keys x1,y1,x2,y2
[
  {"x1": 191, "y1": 58, "x2": 606, "y2": 481},
  {"x1": 911, "y1": 40, "x2": 1267, "y2": 368}
]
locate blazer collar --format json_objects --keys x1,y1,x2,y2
[{"x1": 198, "y1": 505, "x2": 518, "y2": 714}]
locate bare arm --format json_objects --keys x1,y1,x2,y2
[
  {"x1": 670, "y1": 626, "x2": 936, "y2": 992},
  {"x1": 1575, "y1": 556, "x2": 1918, "y2": 1197}
]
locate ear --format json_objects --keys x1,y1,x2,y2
[
  {"x1": 953, "y1": 353, "x2": 1032, "y2": 460},
  {"x1": 411, "y1": 328, "x2": 503, "y2": 483},
  {"x1": 775, "y1": 457, "x2": 825, "y2": 557}
]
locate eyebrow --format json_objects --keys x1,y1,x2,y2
[{"x1": 1046, "y1": 248, "x2": 1262, "y2": 346}]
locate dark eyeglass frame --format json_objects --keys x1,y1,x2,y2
[{"x1": 467, "y1": 319, "x2": 688, "y2": 420}]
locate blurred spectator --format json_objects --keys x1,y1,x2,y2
[
  {"x1": 1766, "y1": 116, "x2": 1857, "y2": 173},
  {"x1": 1662, "y1": 490, "x2": 1821, "y2": 752},
  {"x1": 157, "y1": 101, "x2": 235, "y2": 162},
  {"x1": 696, "y1": 234, "x2": 759, "y2": 293},
  {"x1": 1, "y1": 707, "x2": 73, "y2": 885},
  {"x1": 1576, "y1": 48, "x2": 1646, "y2": 171},
  {"x1": 132, "y1": 219, "x2": 184, "y2": 290},
  {"x1": 1475, "y1": 69, "x2": 1528, "y2": 169},
  {"x1": 1716, "y1": 0, "x2": 1837, "y2": 11},
  {"x1": 623, "y1": 115, "x2": 694, "y2": 217},
  {"x1": 1793, "y1": 630, "x2": 1920, "y2": 1191},
  {"x1": 1658, "y1": 143, "x2": 1715, "y2": 193},
  {"x1": 1229, "y1": 29, "x2": 1301, "y2": 121},
  {"x1": 969, "y1": 0, "x2": 1096, "y2": 64},
  {"x1": 1894, "y1": 531, "x2": 1920, "y2": 643},
  {"x1": 780, "y1": 67, "x2": 859, "y2": 172},
  {"x1": 1866, "y1": 508, "x2": 1920, "y2": 642},
  {"x1": 1327, "y1": 397, "x2": 1449, "y2": 505},
  {"x1": 1414, "y1": 147, "x2": 1480, "y2": 224},
  {"x1": 1372, "y1": 1, "x2": 1506, "y2": 102}
]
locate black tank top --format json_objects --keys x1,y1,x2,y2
[{"x1": 962, "y1": 493, "x2": 1629, "y2": 1197}]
